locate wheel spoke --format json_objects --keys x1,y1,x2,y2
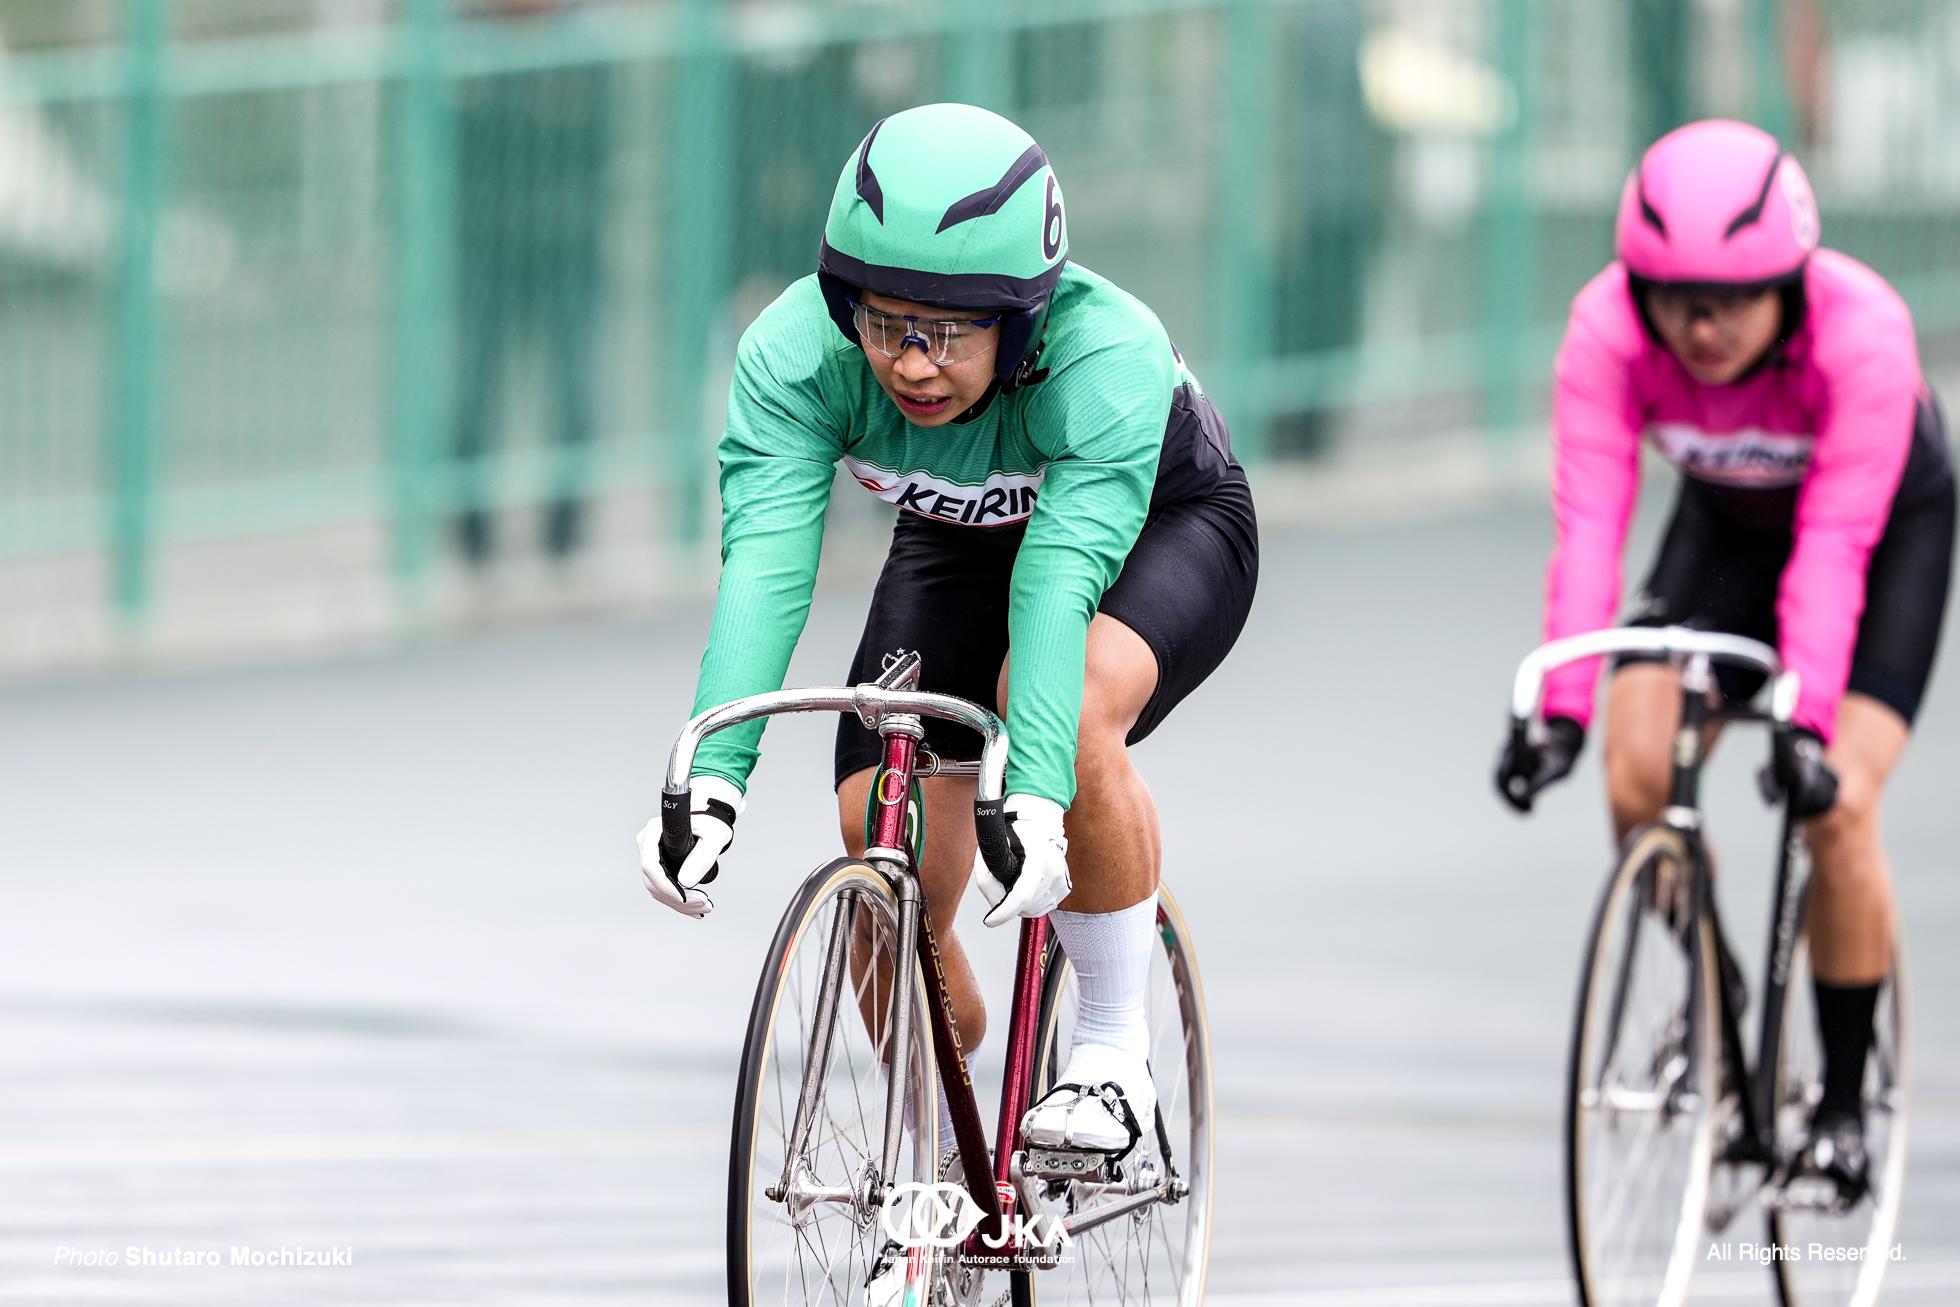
[
  {"x1": 732, "y1": 865, "x2": 931, "y2": 1307},
  {"x1": 1569, "y1": 832, "x2": 1720, "y2": 1307},
  {"x1": 1024, "y1": 891, "x2": 1208, "y2": 1306},
  {"x1": 1768, "y1": 946, "x2": 1909, "y2": 1307}
]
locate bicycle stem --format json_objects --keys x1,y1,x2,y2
[{"x1": 1664, "y1": 654, "x2": 1713, "y2": 826}]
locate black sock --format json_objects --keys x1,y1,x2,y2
[{"x1": 1813, "y1": 979, "x2": 1881, "y2": 1124}]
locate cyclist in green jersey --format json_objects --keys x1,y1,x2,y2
[{"x1": 638, "y1": 104, "x2": 1258, "y2": 1183}]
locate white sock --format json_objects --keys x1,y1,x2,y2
[
  {"x1": 1051, "y1": 897, "x2": 1157, "y2": 1064},
  {"x1": 936, "y1": 1084, "x2": 956, "y2": 1161},
  {"x1": 884, "y1": 1064, "x2": 958, "y2": 1162}
]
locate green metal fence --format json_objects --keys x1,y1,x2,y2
[{"x1": 5, "y1": 0, "x2": 1960, "y2": 625}]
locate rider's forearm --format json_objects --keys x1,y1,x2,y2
[
  {"x1": 998, "y1": 449, "x2": 1154, "y2": 804},
  {"x1": 689, "y1": 508, "x2": 829, "y2": 790},
  {"x1": 1775, "y1": 375, "x2": 1917, "y2": 743},
  {"x1": 1003, "y1": 586, "x2": 1094, "y2": 807},
  {"x1": 1542, "y1": 317, "x2": 1642, "y2": 726},
  {"x1": 1005, "y1": 521, "x2": 1145, "y2": 803}
]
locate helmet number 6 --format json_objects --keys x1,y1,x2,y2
[{"x1": 1042, "y1": 174, "x2": 1064, "y2": 263}]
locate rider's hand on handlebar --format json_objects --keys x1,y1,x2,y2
[
  {"x1": 972, "y1": 793, "x2": 1071, "y2": 927},
  {"x1": 1495, "y1": 715, "x2": 1586, "y2": 813},
  {"x1": 1761, "y1": 726, "x2": 1839, "y2": 819},
  {"x1": 637, "y1": 775, "x2": 745, "y2": 919}
]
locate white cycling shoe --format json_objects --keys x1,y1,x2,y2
[
  {"x1": 863, "y1": 1151, "x2": 964, "y2": 1305},
  {"x1": 1021, "y1": 1043, "x2": 1155, "y2": 1154},
  {"x1": 864, "y1": 1242, "x2": 907, "y2": 1307}
]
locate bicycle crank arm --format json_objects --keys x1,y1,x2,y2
[{"x1": 1061, "y1": 1184, "x2": 1171, "y2": 1238}]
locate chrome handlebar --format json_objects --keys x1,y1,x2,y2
[
  {"x1": 662, "y1": 685, "x2": 1008, "y2": 798},
  {"x1": 659, "y1": 683, "x2": 1016, "y2": 883},
  {"x1": 1509, "y1": 626, "x2": 1799, "y2": 726}
]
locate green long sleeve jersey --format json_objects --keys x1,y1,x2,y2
[{"x1": 689, "y1": 262, "x2": 1196, "y2": 807}]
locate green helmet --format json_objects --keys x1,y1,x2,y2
[{"x1": 817, "y1": 104, "x2": 1067, "y2": 391}]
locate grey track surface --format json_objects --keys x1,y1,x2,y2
[{"x1": 2, "y1": 496, "x2": 1956, "y2": 1304}]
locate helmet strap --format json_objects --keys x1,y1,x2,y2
[
  {"x1": 1726, "y1": 280, "x2": 1807, "y2": 384},
  {"x1": 1005, "y1": 337, "x2": 1051, "y2": 392},
  {"x1": 816, "y1": 270, "x2": 863, "y2": 345},
  {"x1": 950, "y1": 379, "x2": 1001, "y2": 425},
  {"x1": 997, "y1": 299, "x2": 1053, "y2": 393}
]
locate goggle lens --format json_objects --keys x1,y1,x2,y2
[{"x1": 851, "y1": 300, "x2": 1001, "y2": 366}]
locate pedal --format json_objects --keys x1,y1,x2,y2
[
  {"x1": 1773, "y1": 1173, "x2": 1858, "y2": 1216},
  {"x1": 1021, "y1": 1146, "x2": 1114, "y2": 1182}
]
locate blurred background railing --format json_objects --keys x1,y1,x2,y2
[{"x1": 4, "y1": 0, "x2": 1960, "y2": 662}]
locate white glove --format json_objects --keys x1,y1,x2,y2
[
  {"x1": 971, "y1": 793, "x2": 1071, "y2": 928},
  {"x1": 637, "y1": 775, "x2": 745, "y2": 919}
]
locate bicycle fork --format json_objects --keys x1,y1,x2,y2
[
  {"x1": 771, "y1": 887, "x2": 860, "y2": 1210},
  {"x1": 765, "y1": 811, "x2": 932, "y2": 1219},
  {"x1": 1751, "y1": 807, "x2": 1813, "y2": 1165}
]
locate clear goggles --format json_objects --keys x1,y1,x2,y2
[
  {"x1": 849, "y1": 296, "x2": 1002, "y2": 366},
  {"x1": 1643, "y1": 285, "x2": 1776, "y2": 326}
]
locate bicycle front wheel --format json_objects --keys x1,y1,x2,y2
[
  {"x1": 1023, "y1": 884, "x2": 1213, "y2": 1306},
  {"x1": 729, "y1": 858, "x2": 936, "y2": 1307},
  {"x1": 1769, "y1": 944, "x2": 1910, "y2": 1307},
  {"x1": 1567, "y1": 825, "x2": 1723, "y2": 1307}
]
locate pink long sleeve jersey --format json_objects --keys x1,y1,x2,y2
[{"x1": 1543, "y1": 249, "x2": 1925, "y2": 741}]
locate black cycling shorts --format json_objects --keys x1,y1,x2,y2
[
  {"x1": 1619, "y1": 397, "x2": 1956, "y2": 725},
  {"x1": 833, "y1": 470, "x2": 1259, "y2": 787}
]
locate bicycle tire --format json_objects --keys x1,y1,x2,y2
[
  {"x1": 728, "y1": 857, "x2": 937, "y2": 1307},
  {"x1": 1020, "y1": 885, "x2": 1213, "y2": 1306},
  {"x1": 1769, "y1": 943, "x2": 1910, "y2": 1307},
  {"x1": 1566, "y1": 824, "x2": 1723, "y2": 1307}
]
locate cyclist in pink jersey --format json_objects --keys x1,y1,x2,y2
[{"x1": 1496, "y1": 120, "x2": 1955, "y2": 1200}]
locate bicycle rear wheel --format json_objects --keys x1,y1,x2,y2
[
  {"x1": 729, "y1": 858, "x2": 936, "y2": 1307},
  {"x1": 1567, "y1": 825, "x2": 1723, "y2": 1307},
  {"x1": 1769, "y1": 944, "x2": 1909, "y2": 1307},
  {"x1": 1022, "y1": 885, "x2": 1213, "y2": 1306}
]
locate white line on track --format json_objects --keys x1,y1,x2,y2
[
  {"x1": 1206, "y1": 1261, "x2": 1960, "y2": 1307},
  {"x1": 0, "y1": 1125, "x2": 722, "y2": 1166}
]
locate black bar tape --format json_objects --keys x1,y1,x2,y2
[
  {"x1": 973, "y1": 797, "x2": 1023, "y2": 891},
  {"x1": 659, "y1": 789, "x2": 696, "y2": 875}
]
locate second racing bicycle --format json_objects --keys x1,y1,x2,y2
[{"x1": 1507, "y1": 627, "x2": 1909, "y2": 1307}]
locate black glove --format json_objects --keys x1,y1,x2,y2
[
  {"x1": 1759, "y1": 726, "x2": 1839, "y2": 819},
  {"x1": 1496, "y1": 715, "x2": 1586, "y2": 813}
]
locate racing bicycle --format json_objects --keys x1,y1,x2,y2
[
  {"x1": 1507, "y1": 627, "x2": 1909, "y2": 1307},
  {"x1": 656, "y1": 651, "x2": 1214, "y2": 1306}
]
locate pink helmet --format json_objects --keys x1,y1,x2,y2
[{"x1": 1615, "y1": 119, "x2": 1820, "y2": 287}]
